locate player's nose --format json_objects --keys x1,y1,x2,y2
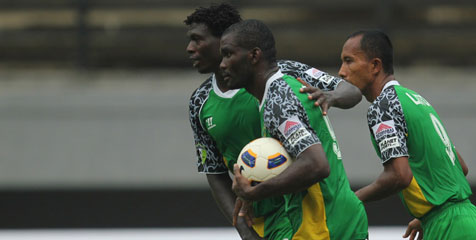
[
  {"x1": 219, "y1": 59, "x2": 227, "y2": 70},
  {"x1": 186, "y1": 41, "x2": 195, "y2": 54},
  {"x1": 338, "y1": 65, "x2": 346, "y2": 79}
]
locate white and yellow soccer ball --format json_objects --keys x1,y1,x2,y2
[{"x1": 237, "y1": 137, "x2": 293, "y2": 184}]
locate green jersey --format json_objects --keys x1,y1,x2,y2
[
  {"x1": 253, "y1": 72, "x2": 367, "y2": 239},
  {"x1": 189, "y1": 60, "x2": 343, "y2": 174},
  {"x1": 368, "y1": 81, "x2": 472, "y2": 218}
]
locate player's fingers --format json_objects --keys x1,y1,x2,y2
[
  {"x1": 409, "y1": 230, "x2": 416, "y2": 240},
  {"x1": 233, "y1": 164, "x2": 240, "y2": 176},
  {"x1": 402, "y1": 225, "x2": 412, "y2": 238},
  {"x1": 299, "y1": 86, "x2": 317, "y2": 94},
  {"x1": 244, "y1": 201, "x2": 254, "y2": 227},
  {"x1": 238, "y1": 202, "x2": 247, "y2": 217},
  {"x1": 247, "y1": 202, "x2": 254, "y2": 219},
  {"x1": 231, "y1": 174, "x2": 237, "y2": 191},
  {"x1": 296, "y1": 77, "x2": 311, "y2": 88},
  {"x1": 232, "y1": 198, "x2": 243, "y2": 226},
  {"x1": 320, "y1": 102, "x2": 329, "y2": 116},
  {"x1": 306, "y1": 89, "x2": 324, "y2": 101},
  {"x1": 245, "y1": 214, "x2": 253, "y2": 227}
]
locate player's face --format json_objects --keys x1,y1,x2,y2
[
  {"x1": 338, "y1": 35, "x2": 374, "y2": 99},
  {"x1": 186, "y1": 23, "x2": 221, "y2": 74},
  {"x1": 219, "y1": 33, "x2": 253, "y2": 89}
]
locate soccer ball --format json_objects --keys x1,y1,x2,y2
[{"x1": 237, "y1": 137, "x2": 293, "y2": 184}]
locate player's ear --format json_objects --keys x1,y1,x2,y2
[
  {"x1": 249, "y1": 47, "x2": 262, "y2": 64},
  {"x1": 370, "y1": 58, "x2": 383, "y2": 75}
]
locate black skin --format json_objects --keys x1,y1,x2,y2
[
  {"x1": 187, "y1": 22, "x2": 361, "y2": 240},
  {"x1": 219, "y1": 31, "x2": 332, "y2": 227},
  {"x1": 298, "y1": 77, "x2": 362, "y2": 115},
  {"x1": 208, "y1": 71, "x2": 361, "y2": 237},
  {"x1": 339, "y1": 34, "x2": 470, "y2": 240},
  {"x1": 232, "y1": 144, "x2": 330, "y2": 201},
  {"x1": 186, "y1": 22, "x2": 263, "y2": 240},
  {"x1": 207, "y1": 174, "x2": 262, "y2": 239}
]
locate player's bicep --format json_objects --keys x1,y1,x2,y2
[
  {"x1": 306, "y1": 71, "x2": 343, "y2": 91},
  {"x1": 189, "y1": 102, "x2": 226, "y2": 174},
  {"x1": 263, "y1": 83, "x2": 320, "y2": 158},
  {"x1": 368, "y1": 92, "x2": 409, "y2": 164},
  {"x1": 277, "y1": 60, "x2": 341, "y2": 91}
]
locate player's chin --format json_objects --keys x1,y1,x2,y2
[
  {"x1": 197, "y1": 65, "x2": 212, "y2": 74},
  {"x1": 226, "y1": 80, "x2": 240, "y2": 90}
]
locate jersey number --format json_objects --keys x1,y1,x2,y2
[{"x1": 430, "y1": 113, "x2": 455, "y2": 165}]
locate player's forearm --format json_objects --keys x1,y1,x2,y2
[
  {"x1": 250, "y1": 147, "x2": 330, "y2": 201},
  {"x1": 357, "y1": 157, "x2": 413, "y2": 202},
  {"x1": 332, "y1": 80, "x2": 362, "y2": 109},
  {"x1": 207, "y1": 174, "x2": 260, "y2": 238},
  {"x1": 355, "y1": 181, "x2": 395, "y2": 203},
  {"x1": 235, "y1": 219, "x2": 263, "y2": 240},
  {"x1": 356, "y1": 170, "x2": 410, "y2": 202},
  {"x1": 207, "y1": 174, "x2": 236, "y2": 223}
]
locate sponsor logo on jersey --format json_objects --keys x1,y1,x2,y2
[
  {"x1": 379, "y1": 136, "x2": 400, "y2": 152},
  {"x1": 372, "y1": 120, "x2": 396, "y2": 139},
  {"x1": 318, "y1": 74, "x2": 333, "y2": 84},
  {"x1": 279, "y1": 116, "x2": 302, "y2": 138},
  {"x1": 305, "y1": 68, "x2": 324, "y2": 80},
  {"x1": 286, "y1": 128, "x2": 311, "y2": 147},
  {"x1": 279, "y1": 116, "x2": 311, "y2": 146},
  {"x1": 196, "y1": 144, "x2": 207, "y2": 164},
  {"x1": 205, "y1": 117, "x2": 216, "y2": 130}
]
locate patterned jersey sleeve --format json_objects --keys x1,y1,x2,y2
[
  {"x1": 263, "y1": 78, "x2": 321, "y2": 158},
  {"x1": 367, "y1": 87, "x2": 409, "y2": 164},
  {"x1": 277, "y1": 59, "x2": 343, "y2": 91},
  {"x1": 188, "y1": 79, "x2": 228, "y2": 174}
]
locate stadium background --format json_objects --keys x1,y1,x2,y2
[{"x1": 0, "y1": 0, "x2": 475, "y2": 234}]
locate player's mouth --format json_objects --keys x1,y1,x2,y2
[
  {"x1": 222, "y1": 73, "x2": 232, "y2": 82},
  {"x1": 189, "y1": 57, "x2": 200, "y2": 68}
]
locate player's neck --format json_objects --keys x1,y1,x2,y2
[
  {"x1": 368, "y1": 74, "x2": 395, "y2": 102},
  {"x1": 249, "y1": 63, "x2": 279, "y2": 103},
  {"x1": 214, "y1": 72, "x2": 230, "y2": 92}
]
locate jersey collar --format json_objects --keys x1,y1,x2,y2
[
  {"x1": 260, "y1": 70, "x2": 284, "y2": 109},
  {"x1": 211, "y1": 74, "x2": 241, "y2": 98},
  {"x1": 382, "y1": 80, "x2": 400, "y2": 91}
]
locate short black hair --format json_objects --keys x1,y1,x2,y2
[
  {"x1": 223, "y1": 19, "x2": 277, "y2": 62},
  {"x1": 184, "y1": 3, "x2": 242, "y2": 38},
  {"x1": 348, "y1": 30, "x2": 394, "y2": 74}
]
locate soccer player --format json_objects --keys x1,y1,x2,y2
[
  {"x1": 337, "y1": 30, "x2": 476, "y2": 239},
  {"x1": 221, "y1": 19, "x2": 368, "y2": 239},
  {"x1": 185, "y1": 4, "x2": 363, "y2": 239}
]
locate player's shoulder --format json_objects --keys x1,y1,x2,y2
[
  {"x1": 277, "y1": 60, "x2": 308, "y2": 81},
  {"x1": 264, "y1": 77, "x2": 301, "y2": 112},
  {"x1": 367, "y1": 86, "x2": 402, "y2": 124},
  {"x1": 372, "y1": 85, "x2": 399, "y2": 109},
  {"x1": 277, "y1": 59, "x2": 312, "y2": 71},
  {"x1": 268, "y1": 75, "x2": 294, "y2": 94},
  {"x1": 277, "y1": 59, "x2": 319, "y2": 79},
  {"x1": 189, "y1": 75, "x2": 213, "y2": 115},
  {"x1": 189, "y1": 75, "x2": 213, "y2": 103},
  {"x1": 278, "y1": 59, "x2": 343, "y2": 91}
]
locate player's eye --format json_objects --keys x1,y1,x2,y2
[{"x1": 190, "y1": 34, "x2": 202, "y2": 42}]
